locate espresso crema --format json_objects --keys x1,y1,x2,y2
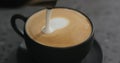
[{"x1": 26, "y1": 8, "x2": 92, "y2": 48}]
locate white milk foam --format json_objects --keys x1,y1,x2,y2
[{"x1": 42, "y1": 17, "x2": 69, "y2": 34}]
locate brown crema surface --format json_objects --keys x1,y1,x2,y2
[{"x1": 26, "y1": 8, "x2": 92, "y2": 48}]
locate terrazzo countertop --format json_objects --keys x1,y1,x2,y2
[{"x1": 0, "y1": 0, "x2": 120, "y2": 63}]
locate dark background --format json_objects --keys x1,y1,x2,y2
[{"x1": 0, "y1": 0, "x2": 120, "y2": 63}]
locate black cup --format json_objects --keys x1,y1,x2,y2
[{"x1": 11, "y1": 7, "x2": 94, "y2": 63}]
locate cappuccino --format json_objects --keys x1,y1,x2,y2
[{"x1": 26, "y1": 8, "x2": 92, "y2": 48}]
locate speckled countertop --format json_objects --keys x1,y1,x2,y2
[{"x1": 0, "y1": 0, "x2": 120, "y2": 63}]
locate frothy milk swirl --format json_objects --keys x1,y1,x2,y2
[
  {"x1": 42, "y1": 17, "x2": 69, "y2": 33},
  {"x1": 26, "y1": 8, "x2": 92, "y2": 48}
]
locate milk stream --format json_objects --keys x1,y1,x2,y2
[
  {"x1": 42, "y1": 9, "x2": 53, "y2": 34},
  {"x1": 42, "y1": 9, "x2": 69, "y2": 34}
]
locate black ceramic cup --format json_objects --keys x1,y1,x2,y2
[{"x1": 11, "y1": 7, "x2": 94, "y2": 63}]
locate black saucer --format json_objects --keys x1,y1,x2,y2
[
  {"x1": 81, "y1": 40, "x2": 103, "y2": 63},
  {"x1": 4, "y1": 40, "x2": 102, "y2": 63},
  {"x1": 16, "y1": 39, "x2": 103, "y2": 63}
]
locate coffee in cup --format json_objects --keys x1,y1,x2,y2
[
  {"x1": 11, "y1": 7, "x2": 93, "y2": 63},
  {"x1": 25, "y1": 8, "x2": 92, "y2": 48}
]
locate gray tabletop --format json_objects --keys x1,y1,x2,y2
[{"x1": 0, "y1": 0, "x2": 120, "y2": 63}]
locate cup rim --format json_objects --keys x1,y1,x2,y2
[{"x1": 24, "y1": 7, "x2": 94, "y2": 49}]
